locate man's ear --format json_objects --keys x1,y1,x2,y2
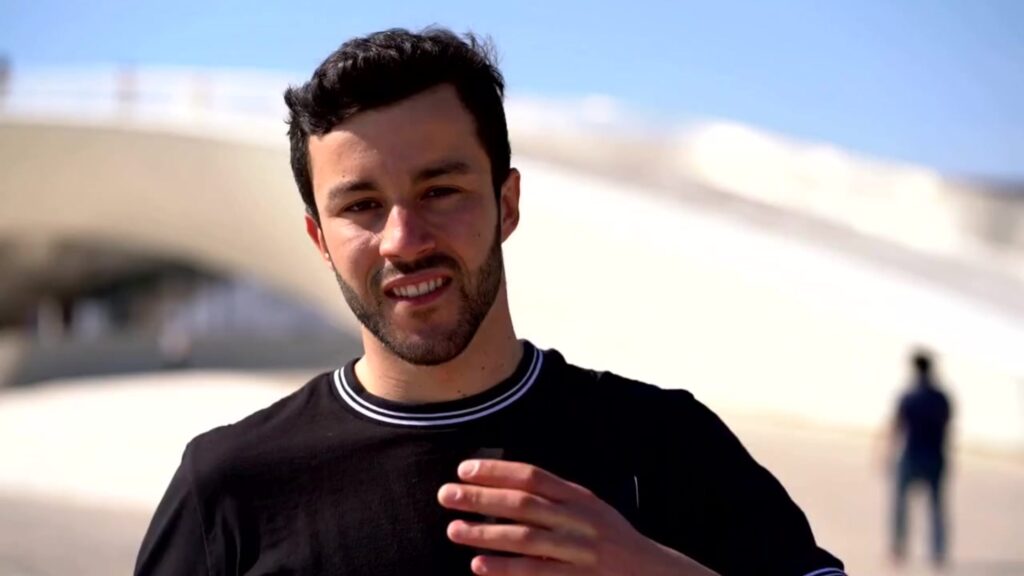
[
  {"x1": 304, "y1": 214, "x2": 333, "y2": 268},
  {"x1": 498, "y1": 168, "x2": 521, "y2": 242}
]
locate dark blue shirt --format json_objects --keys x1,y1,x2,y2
[{"x1": 897, "y1": 380, "x2": 951, "y2": 465}]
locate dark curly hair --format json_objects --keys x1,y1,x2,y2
[{"x1": 284, "y1": 27, "x2": 510, "y2": 223}]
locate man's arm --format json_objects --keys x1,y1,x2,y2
[
  {"x1": 134, "y1": 447, "x2": 212, "y2": 576},
  {"x1": 700, "y1": 397, "x2": 843, "y2": 569},
  {"x1": 682, "y1": 394, "x2": 846, "y2": 576},
  {"x1": 887, "y1": 396, "x2": 907, "y2": 468}
]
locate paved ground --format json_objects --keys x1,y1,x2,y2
[
  {"x1": 734, "y1": 418, "x2": 1024, "y2": 575},
  {"x1": 1, "y1": 373, "x2": 1022, "y2": 576}
]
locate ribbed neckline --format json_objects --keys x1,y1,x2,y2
[{"x1": 333, "y1": 341, "x2": 543, "y2": 427}]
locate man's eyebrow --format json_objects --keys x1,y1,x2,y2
[
  {"x1": 413, "y1": 159, "x2": 473, "y2": 183},
  {"x1": 324, "y1": 160, "x2": 472, "y2": 205},
  {"x1": 326, "y1": 178, "x2": 379, "y2": 206}
]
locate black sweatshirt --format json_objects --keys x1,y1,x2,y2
[{"x1": 135, "y1": 341, "x2": 845, "y2": 576}]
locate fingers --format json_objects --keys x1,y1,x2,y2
[
  {"x1": 437, "y1": 484, "x2": 594, "y2": 535},
  {"x1": 470, "y1": 554, "x2": 588, "y2": 576},
  {"x1": 447, "y1": 520, "x2": 595, "y2": 565},
  {"x1": 456, "y1": 460, "x2": 594, "y2": 503}
]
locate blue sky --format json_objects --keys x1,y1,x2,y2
[{"x1": 2, "y1": 0, "x2": 1022, "y2": 181}]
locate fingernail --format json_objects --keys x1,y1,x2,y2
[
  {"x1": 442, "y1": 485, "x2": 463, "y2": 502},
  {"x1": 459, "y1": 460, "x2": 478, "y2": 477},
  {"x1": 438, "y1": 485, "x2": 460, "y2": 504},
  {"x1": 448, "y1": 521, "x2": 466, "y2": 538}
]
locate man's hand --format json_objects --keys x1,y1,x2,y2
[{"x1": 437, "y1": 459, "x2": 719, "y2": 576}]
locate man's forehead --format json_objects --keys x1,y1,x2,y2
[
  {"x1": 328, "y1": 84, "x2": 474, "y2": 140},
  {"x1": 308, "y1": 88, "x2": 487, "y2": 177},
  {"x1": 309, "y1": 126, "x2": 482, "y2": 176}
]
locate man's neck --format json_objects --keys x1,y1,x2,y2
[{"x1": 353, "y1": 294, "x2": 522, "y2": 405}]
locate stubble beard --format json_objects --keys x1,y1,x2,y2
[{"x1": 330, "y1": 233, "x2": 504, "y2": 366}]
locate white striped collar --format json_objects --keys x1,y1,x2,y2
[
  {"x1": 801, "y1": 568, "x2": 846, "y2": 576},
  {"x1": 333, "y1": 342, "x2": 543, "y2": 427}
]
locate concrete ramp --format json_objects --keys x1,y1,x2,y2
[
  {"x1": 0, "y1": 119, "x2": 350, "y2": 325},
  {"x1": 2, "y1": 71, "x2": 1022, "y2": 451},
  {"x1": 506, "y1": 159, "x2": 1024, "y2": 451}
]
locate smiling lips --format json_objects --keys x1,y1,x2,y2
[{"x1": 384, "y1": 276, "x2": 452, "y2": 301}]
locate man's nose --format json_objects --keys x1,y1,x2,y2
[{"x1": 378, "y1": 205, "x2": 436, "y2": 261}]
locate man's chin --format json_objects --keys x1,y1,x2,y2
[
  {"x1": 384, "y1": 335, "x2": 468, "y2": 366},
  {"x1": 389, "y1": 327, "x2": 456, "y2": 348},
  {"x1": 384, "y1": 309, "x2": 459, "y2": 339}
]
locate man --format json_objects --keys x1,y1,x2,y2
[
  {"x1": 135, "y1": 28, "x2": 845, "y2": 576},
  {"x1": 889, "y1": 349, "x2": 952, "y2": 567}
]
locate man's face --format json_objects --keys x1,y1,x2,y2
[{"x1": 305, "y1": 85, "x2": 519, "y2": 365}]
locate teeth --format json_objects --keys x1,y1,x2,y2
[{"x1": 394, "y1": 279, "x2": 444, "y2": 298}]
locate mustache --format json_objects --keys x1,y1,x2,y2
[{"x1": 373, "y1": 253, "x2": 460, "y2": 287}]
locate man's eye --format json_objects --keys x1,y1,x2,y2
[
  {"x1": 344, "y1": 200, "x2": 382, "y2": 213},
  {"x1": 424, "y1": 187, "x2": 459, "y2": 199}
]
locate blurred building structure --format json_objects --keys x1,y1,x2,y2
[{"x1": 1, "y1": 66, "x2": 1022, "y2": 453}]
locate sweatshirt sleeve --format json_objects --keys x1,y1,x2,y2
[
  {"x1": 134, "y1": 445, "x2": 212, "y2": 576},
  {"x1": 682, "y1": 394, "x2": 845, "y2": 576}
]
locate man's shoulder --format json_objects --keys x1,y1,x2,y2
[
  {"x1": 183, "y1": 371, "x2": 336, "y2": 477},
  {"x1": 597, "y1": 369, "x2": 697, "y2": 409},
  {"x1": 903, "y1": 384, "x2": 951, "y2": 410},
  {"x1": 546, "y1": 349, "x2": 703, "y2": 423},
  {"x1": 548, "y1": 349, "x2": 689, "y2": 395}
]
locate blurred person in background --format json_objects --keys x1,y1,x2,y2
[
  {"x1": 134, "y1": 27, "x2": 845, "y2": 576},
  {"x1": 157, "y1": 322, "x2": 192, "y2": 370},
  {"x1": 889, "y1": 348, "x2": 953, "y2": 568}
]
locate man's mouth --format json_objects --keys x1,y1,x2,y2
[{"x1": 384, "y1": 276, "x2": 453, "y2": 300}]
